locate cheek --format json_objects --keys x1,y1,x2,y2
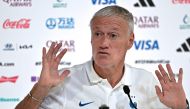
[
  {"x1": 91, "y1": 41, "x2": 96, "y2": 47},
  {"x1": 91, "y1": 42, "x2": 98, "y2": 53},
  {"x1": 111, "y1": 45, "x2": 127, "y2": 57},
  {"x1": 117, "y1": 47, "x2": 127, "y2": 54},
  {"x1": 113, "y1": 41, "x2": 128, "y2": 52}
]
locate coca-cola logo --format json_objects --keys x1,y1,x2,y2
[
  {"x1": 172, "y1": 0, "x2": 190, "y2": 4},
  {"x1": 3, "y1": 19, "x2": 31, "y2": 29}
]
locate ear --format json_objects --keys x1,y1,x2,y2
[{"x1": 127, "y1": 32, "x2": 134, "y2": 49}]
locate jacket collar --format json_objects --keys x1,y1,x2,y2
[{"x1": 85, "y1": 60, "x2": 132, "y2": 87}]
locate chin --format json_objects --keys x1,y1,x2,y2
[{"x1": 94, "y1": 60, "x2": 112, "y2": 68}]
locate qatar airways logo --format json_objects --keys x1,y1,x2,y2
[
  {"x1": 3, "y1": 19, "x2": 31, "y2": 29},
  {"x1": 134, "y1": 16, "x2": 159, "y2": 28},
  {"x1": 46, "y1": 40, "x2": 75, "y2": 52},
  {"x1": 0, "y1": 76, "x2": 19, "y2": 83},
  {"x1": 3, "y1": 0, "x2": 32, "y2": 7},
  {"x1": 172, "y1": 0, "x2": 190, "y2": 4}
]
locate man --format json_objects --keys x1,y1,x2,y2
[{"x1": 15, "y1": 5, "x2": 187, "y2": 109}]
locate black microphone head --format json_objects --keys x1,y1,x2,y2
[
  {"x1": 99, "y1": 104, "x2": 109, "y2": 109},
  {"x1": 123, "y1": 85, "x2": 130, "y2": 95}
]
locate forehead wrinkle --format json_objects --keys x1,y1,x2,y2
[{"x1": 91, "y1": 16, "x2": 128, "y2": 31}]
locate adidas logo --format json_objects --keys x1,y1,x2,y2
[
  {"x1": 176, "y1": 37, "x2": 190, "y2": 52},
  {"x1": 134, "y1": 0, "x2": 155, "y2": 7}
]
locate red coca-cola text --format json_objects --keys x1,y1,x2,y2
[{"x1": 3, "y1": 18, "x2": 30, "y2": 29}]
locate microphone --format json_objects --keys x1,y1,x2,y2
[
  {"x1": 186, "y1": 99, "x2": 189, "y2": 109},
  {"x1": 123, "y1": 85, "x2": 137, "y2": 109},
  {"x1": 99, "y1": 104, "x2": 109, "y2": 109}
]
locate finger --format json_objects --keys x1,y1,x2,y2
[
  {"x1": 42, "y1": 47, "x2": 46, "y2": 59},
  {"x1": 155, "y1": 85, "x2": 164, "y2": 102},
  {"x1": 42, "y1": 47, "x2": 47, "y2": 66},
  {"x1": 60, "y1": 70, "x2": 70, "y2": 81},
  {"x1": 178, "y1": 68, "x2": 183, "y2": 84},
  {"x1": 53, "y1": 48, "x2": 67, "y2": 69},
  {"x1": 166, "y1": 64, "x2": 176, "y2": 82},
  {"x1": 55, "y1": 48, "x2": 67, "y2": 63},
  {"x1": 155, "y1": 85, "x2": 163, "y2": 97},
  {"x1": 155, "y1": 70, "x2": 169, "y2": 91},
  {"x1": 53, "y1": 43, "x2": 62, "y2": 56},
  {"x1": 158, "y1": 64, "x2": 170, "y2": 82},
  {"x1": 46, "y1": 42, "x2": 56, "y2": 58}
]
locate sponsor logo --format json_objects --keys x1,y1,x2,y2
[
  {"x1": 3, "y1": 43, "x2": 15, "y2": 51},
  {"x1": 0, "y1": 97, "x2": 19, "y2": 102},
  {"x1": 0, "y1": 62, "x2": 15, "y2": 67},
  {"x1": 79, "y1": 101, "x2": 94, "y2": 107},
  {"x1": 35, "y1": 61, "x2": 71, "y2": 66},
  {"x1": 2, "y1": 43, "x2": 33, "y2": 51},
  {"x1": 135, "y1": 59, "x2": 170, "y2": 64},
  {"x1": 134, "y1": 0, "x2": 155, "y2": 7},
  {"x1": 31, "y1": 76, "x2": 40, "y2": 82},
  {"x1": 3, "y1": 18, "x2": 31, "y2": 29},
  {"x1": 134, "y1": 40, "x2": 159, "y2": 50},
  {"x1": 2, "y1": 0, "x2": 32, "y2": 7},
  {"x1": 46, "y1": 17, "x2": 74, "y2": 29},
  {"x1": 176, "y1": 37, "x2": 190, "y2": 52},
  {"x1": 46, "y1": 40, "x2": 75, "y2": 52},
  {"x1": 19, "y1": 44, "x2": 33, "y2": 49},
  {"x1": 91, "y1": 0, "x2": 116, "y2": 5},
  {"x1": 179, "y1": 14, "x2": 190, "y2": 29},
  {"x1": 53, "y1": 0, "x2": 67, "y2": 8},
  {"x1": 172, "y1": 0, "x2": 190, "y2": 4},
  {"x1": 0, "y1": 76, "x2": 19, "y2": 83},
  {"x1": 134, "y1": 16, "x2": 159, "y2": 28}
]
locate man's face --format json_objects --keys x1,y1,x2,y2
[{"x1": 91, "y1": 16, "x2": 134, "y2": 68}]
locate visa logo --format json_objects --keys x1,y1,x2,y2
[
  {"x1": 134, "y1": 40, "x2": 159, "y2": 50},
  {"x1": 91, "y1": 0, "x2": 116, "y2": 5}
]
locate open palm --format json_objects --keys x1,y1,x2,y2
[
  {"x1": 38, "y1": 42, "x2": 70, "y2": 88},
  {"x1": 155, "y1": 64, "x2": 186, "y2": 109}
]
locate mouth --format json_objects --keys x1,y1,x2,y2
[{"x1": 98, "y1": 51, "x2": 109, "y2": 55}]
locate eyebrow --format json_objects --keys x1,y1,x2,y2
[{"x1": 93, "y1": 26, "x2": 120, "y2": 31}]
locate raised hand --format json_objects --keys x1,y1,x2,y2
[
  {"x1": 38, "y1": 42, "x2": 70, "y2": 88},
  {"x1": 155, "y1": 64, "x2": 186, "y2": 109}
]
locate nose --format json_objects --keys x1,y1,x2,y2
[{"x1": 99, "y1": 35, "x2": 110, "y2": 49}]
